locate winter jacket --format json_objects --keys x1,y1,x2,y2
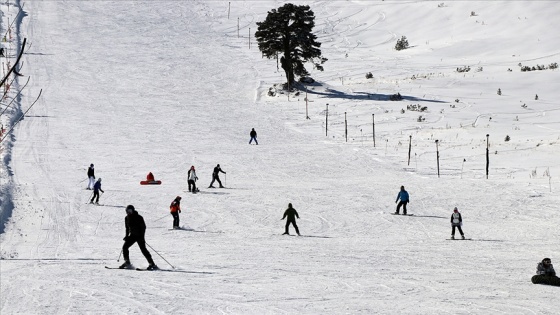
[
  {"x1": 125, "y1": 210, "x2": 146, "y2": 238},
  {"x1": 536, "y1": 262, "x2": 556, "y2": 276},
  {"x1": 93, "y1": 180, "x2": 103, "y2": 192},
  {"x1": 170, "y1": 199, "x2": 181, "y2": 213},
  {"x1": 213, "y1": 166, "x2": 225, "y2": 177},
  {"x1": 188, "y1": 169, "x2": 198, "y2": 181},
  {"x1": 87, "y1": 166, "x2": 95, "y2": 178},
  {"x1": 396, "y1": 190, "x2": 409, "y2": 203},
  {"x1": 250, "y1": 129, "x2": 257, "y2": 138},
  {"x1": 451, "y1": 212, "x2": 462, "y2": 226},
  {"x1": 282, "y1": 207, "x2": 300, "y2": 221},
  {"x1": 147, "y1": 172, "x2": 155, "y2": 181}
]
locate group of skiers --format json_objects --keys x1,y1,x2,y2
[
  {"x1": 87, "y1": 164, "x2": 104, "y2": 204},
  {"x1": 86, "y1": 163, "x2": 553, "y2": 280},
  {"x1": 394, "y1": 185, "x2": 465, "y2": 239}
]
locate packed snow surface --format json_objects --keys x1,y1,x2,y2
[{"x1": 1, "y1": 1, "x2": 559, "y2": 314}]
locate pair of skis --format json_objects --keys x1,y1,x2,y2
[{"x1": 105, "y1": 266, "x2": 171, "y2": 272}]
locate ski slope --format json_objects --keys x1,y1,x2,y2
[{"x1": 1, "y1": 1, "x2": 559, "y2": 314}]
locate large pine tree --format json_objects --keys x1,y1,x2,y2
[{"x1": 255, "y1": 3, "x2": 327, "y2": 86}]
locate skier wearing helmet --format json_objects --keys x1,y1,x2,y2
[
  {"x1": 89, "y1": 178, "x2": 104, "y2": 204},
  {"x1": 120, "y1": 205, "x2": 157, "y2": 270}
]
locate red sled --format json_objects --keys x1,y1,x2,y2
[{"x1": 140, "y1": 180, "x2": 162, "y2": 185}]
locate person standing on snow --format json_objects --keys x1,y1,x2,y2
[
  {"x1": 249, "y1": 128, "x2": 258, "y2": 145},
  {"x1": 282, "y1": 203, "x2": 300, "y2": 236},
  {"x1": 90, "y1": 178, "x2": 104, "y2": 204},
  {"x1": 208, "y1": 164, "x2": 226, "y2": 188},
  {"x1": 450, "y1": 207, "x2": 465, "y2": 239},
  {"x1": 87, "y1": 164, "x2": 95, "y2": 190},
  {"x1": 120, "y1": 205, "x2": 157, "y2": 270},
  {"x1": 170, "y1": 196, "x2": 182, "y2": 229},
  {"x1": 394, "y1": 185, "x2": 409, "y2": 215},
  {"x1": 188, "y1": 166, "x2": 198, "y2": 193}
]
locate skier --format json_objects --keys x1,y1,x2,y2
[
  {"x1": 249, "y1": 128, "x2": 258, "y2": 145},
  {"x1": 450, "y1": 207, "x2": 465, "y2": 239},
  {"x1": 119, "y1": 205, "x2": 157, "y2": 270},
  {"x1": 89, "y1": 178, "x2": 104, "y2": 204},
  {"x1": 394, "y1": 185, "x2": 409, "y2": 215},
  {"x1": 532, "y1": 258, "x2": 560, "y2": 286},
  {"x1": 170, "y1": 196, "x2": 182, "y2": 229},
  {"x1": 208, "y1": 164, "x2": 226, "y2": 188},
  {"x1": 188, "y1": 166, "x2": 198, "y2": 193},
  {"x1": 87, "y1": 163, "x2": 95, "y2": 190},
  {"x1": 282, "y1": 203, "x2": 300, "y2": 236}
]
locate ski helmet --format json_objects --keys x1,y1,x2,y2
[
  {"x1": 126, "y1": 205, "x2": 135, "y2": 214},
  {"x1": 90, "y1": 164, "x2": 94, "y2": 167},
  {"x1": 98, "y1": 178, "x2": 102, "y2": 182},
  {"x1": 453, "y1": 207, "x2": 458, "y2": 212}
]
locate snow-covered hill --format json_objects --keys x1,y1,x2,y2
[{"x1": 1, "y1": 1, "x2": 559, "y2": 313}]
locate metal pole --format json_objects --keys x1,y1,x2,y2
[
  {"x1": 407, "y1": 135, "x2": 412, "y2": 166},
  {"x1": 372, "y1": 114, "x2": 376, "y2": 147},
  {"x1": 117, "y1": 248, "x2": 123, "y2": 262},
  {"x1": 305, "y1": 89, "x2": 310, "y2": 119},
  {"x1": 486, "y1": 134, "x2": 490, "y2": 179},
  {"x1": 436, "y1": 140, "x2": 440, "y2": 178},
  {"x1": 325, "y1": 103, "x2": 329, "y2": 137},
  {"x1": 145, "y1": 242, "x2": 175, "y2": 269},
  {"x1": 345, "y1": 112, "x2": 348, "y2": 142}
]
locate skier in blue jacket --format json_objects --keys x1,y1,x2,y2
[
  {"x1": 90, "y1": 178, "x2": 104, "y2": 204},
  {"x1": 394, "y1": 186, "x2": 409, "y2": 215}
]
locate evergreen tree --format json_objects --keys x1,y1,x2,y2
[{"x1": 255, "y1": 3, "x2": 327, "y2": 86}]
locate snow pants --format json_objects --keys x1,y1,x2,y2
[
  {"x1": 90, "y1": 190, "x2": 101, "y2": 204},
  {"x1": 171, "y1": 212, "x2": 180, "y2": 228},
  {"x1": 249, "y1": 136, "x2": 258, "y2": 145},
  {"x1": 531, "y1": 275, "x2": 560, "y2": 286},
  {"x1": 285, "y1": 219, "x2": 300, "y2": 235},
  {"x1": 88, "y1": 176, "x2": 95, "y2": 189},
  {"x1": 396, "y1": 201, "x2": 408, "y2": 214},
  {"x1": 188, "y1": 179, "x2": 197, "y2": 192},
  {"x1": 209, "y1": 175, "x2": 223, "y2": 187},
  {"x1": 451, "y1": 224, "x2": 464, "y2": 236},
  {"x1": 122, "y1": 235, "x2": 154, "y2": 265}
]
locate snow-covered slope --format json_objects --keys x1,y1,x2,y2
[{"x1": 1, "y1": 1, "x2": 559, "y2": 313}]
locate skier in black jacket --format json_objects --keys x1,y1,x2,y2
[
  {"x1": 208, "y1": 164, "x2": 226, "y2": 188},
  {"x1": 249, "y1": 128, "x2": 258, "y2": 145},
  {"x1": 282, "y1": 203, "x2": 300, "y2": 236},
  {"x1": 87, "y1": 163, "x2": 95, "y2": 190},
  {"x1": 120, "y1": 205, "x2": 157, "y2": 270}
]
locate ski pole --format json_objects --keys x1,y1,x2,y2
[
  {"x1": 145, "y1": 242, "x2": 175, "y2": 269},
  {"x1": 117, "y1": 248, "x2": 123, "y2": 262},
  {"x1": 154, "y1": 214, "x2": 168, "y2": 222}
]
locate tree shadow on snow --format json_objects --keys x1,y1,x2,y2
[{"x1": 304, "y1": 87, "x2": 447, "y2": 103}]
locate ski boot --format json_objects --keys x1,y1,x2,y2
[
  {"x1": 451, "y1": 235, "x2": 455, "y2": 240},
  {"x1": 461, "y1": 235, "x2": 465, "y2": 240},
  {"x1": 119, "y1": 261, "x2": 132, "y2": 269},
  {"x1": 147, "y1": 264, "x2": 158, "y2": 271}
]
